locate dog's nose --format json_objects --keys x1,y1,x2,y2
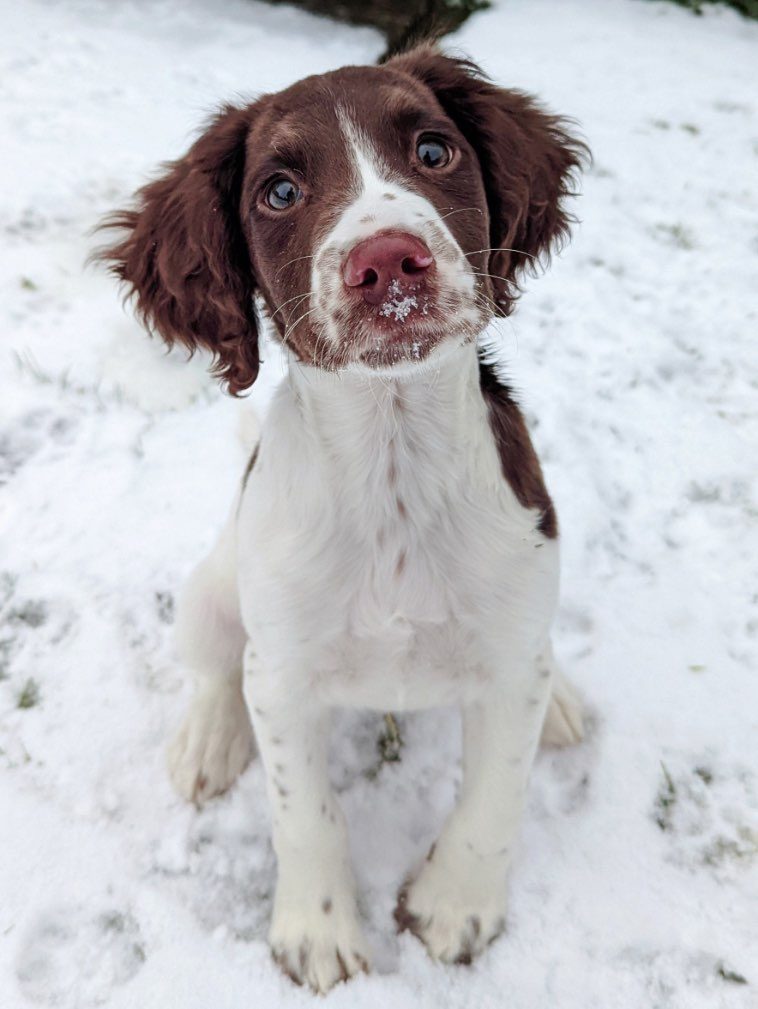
[{"x1": 343, "y1": 232, "x2": 434, "y2": 306}]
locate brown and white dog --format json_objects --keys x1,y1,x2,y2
[{"x1": 100, "y1": 46, "x2": 588, "y2": 993}]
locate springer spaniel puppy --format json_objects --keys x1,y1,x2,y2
[{"x1": 100, "y1": 46, "x2": 587, "y2": 992}]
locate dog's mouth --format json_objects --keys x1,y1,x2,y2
[
  {"x1": 341, "y1": 283, "x2": 464, "y2": 366},
  {"x1": 310, "y1": 281, "x2": 483, "y2": 372},
  {"x1": 356, "y1": 327, "x2": 442, "y2": 368}
]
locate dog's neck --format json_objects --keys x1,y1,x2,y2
[
  {"x1": 289, "y1": 339, "x2": 483, "y2": 456},
  {"x1": 285, "y1": 339, "x2": 488, "y2": 520}
]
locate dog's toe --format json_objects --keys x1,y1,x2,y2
[{"x1": 270, "y1": 898, "x2": 370, "y2": 993}]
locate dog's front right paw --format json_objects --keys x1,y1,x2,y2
[
  {"x1": 394, "y1": 844, "x2": 508, "y2": 964},
  {"x1": 270, "y1": 895, "x2": 371, "y2": 993},
  {"x1": 167, "y1": 685, "x2": 254, "y2": 804}
]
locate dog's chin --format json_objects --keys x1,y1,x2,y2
[
  {"x1": 327, "y1": 297, "x2": 486, "y2": 377},
  {"x1": 348, "y1": 323, "x2": 472, "y2": 378}
]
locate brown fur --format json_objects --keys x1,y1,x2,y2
[
  {"x1": 478, "y1": 357, "x2": 558, "y2": 539},
  {"x1": 96, "y1": 104, "x2": 260, "y2": 394}
]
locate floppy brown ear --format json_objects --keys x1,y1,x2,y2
[
  {"x1": 389, "y1": 47, "x2": 589, "y2": 315},
  {"x1": 96, "y1": 103, "x2": 259, "y2": 394}
]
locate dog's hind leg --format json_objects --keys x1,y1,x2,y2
[
  {"x1": 167, "y1": 507, "x2": 254, "y2": 804},
  {"x1": 540, "y1": 644, "x2": 584, "y2": 747}
]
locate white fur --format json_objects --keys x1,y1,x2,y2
[
  {"x1": 166, "y1": 111, "x2": 583, "y2": 992},
  {"x1": 168, "y1": 506, "x2": 254, "y2": 804}
]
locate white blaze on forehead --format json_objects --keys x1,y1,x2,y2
[
  {"x1": 336, "y1": 106, "x2": 395, "y2": 196},
  {"x1": 324, "y1": 105, "x2": 470, "y2": 257}
]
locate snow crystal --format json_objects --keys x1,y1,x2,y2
[{"x1": 379, "y1": 278, "x2": 419, "y2": 322}]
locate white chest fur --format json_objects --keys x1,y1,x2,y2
[
  {"x1": 170, "y1": 342, "x2": 577, "y2": 995},
  {"x1": 237, "y1": 342, "x2": 558, "y2": 711}
]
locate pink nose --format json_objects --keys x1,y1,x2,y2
[{"x1": 343, "y1": 232, "x2": 434, "y2": 306}]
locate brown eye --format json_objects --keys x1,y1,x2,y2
[
  {"x1": 416, "y1": 136, "x2": 452, "y2": 169},
  {"x1": 265, "y1": 177, "x2": 301, "y2": 210}
]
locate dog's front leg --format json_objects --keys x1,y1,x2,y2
[
  {"x1": 396, "y1": 656, "x2": 552, "y2": 964},
  {"x1": 244, "y1": 651, "x2": 371, "y2": 992}
]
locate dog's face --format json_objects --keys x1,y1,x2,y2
[
  {"x1": 99, "y1": 47, "x2": 586, "y2": 391},
  {"x1": 243, "y1": 66, "x2": 490, "y2": 373}
]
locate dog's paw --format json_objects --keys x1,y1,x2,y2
[
  {"x1": 395, "y1": 852, "x2": 507, "y2": 964},
  {"x1": 541, "y1": 671, "x2": 584, "y2": 747},
  {"x1": 167, "y1": 685, "x2": 254, "y2": 804},
  {"x1": 269, "y1": 894, "x2": 370, "y2": 993}
]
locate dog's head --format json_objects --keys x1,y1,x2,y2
[{"x1": 99, "y1": 47, "x2": 587, "y2": 391}]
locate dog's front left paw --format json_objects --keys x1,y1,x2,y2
[
  {"x1": 395, "y1": 851, "x2": 507, "y2": 964},
  {"x1": 167, "y1": 685, "x2": 254, "y2": 805},
  {"x1": 269, "y1": 895, "x2": 371, "y2": 993}
]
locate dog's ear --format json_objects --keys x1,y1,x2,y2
[
  {"x1": 96, "y1": 103, "x2": 259, "y2": 393},
  {"x1": 389, "y1": 47, "x2": 589, "y2": 315}
]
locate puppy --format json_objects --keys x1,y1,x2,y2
[{"x1": 99, "y1": 45, "x2": 587, "y2": 993}]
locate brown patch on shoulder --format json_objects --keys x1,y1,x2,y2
[{"x1": 478, "y1": 358, "x2": 557, "y2": 538}]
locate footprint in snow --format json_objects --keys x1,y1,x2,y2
[{"x1": 15, "y1": 905, "x2": 145, "y2": 1006}]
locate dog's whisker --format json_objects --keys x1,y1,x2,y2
[
  {"x1": 472, "y1": 290, "x2": 519, "y2": 355},
  {"x1": 284, "y1": 305, "x2": 319, "y2": 342},
  {"x1": 270, "y1": 290, "x2": 315, "y2": 322},
  {"x1": 275, "y1": 253, "x2": 316, "y2": 278},
  {"x1": 438, "y1": 206, "x2": 485, "y2": 222},
  {"x1": 470, "y1": 269, "x2": 520, "y2": 285},
  {"x1": 465, "y1": 247, "x2": 537, "y2": 261},
  {"x1": 473, "y1": 287, "x2": 502, "y2": 314}
]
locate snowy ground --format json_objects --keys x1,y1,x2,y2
[{"x1": 1, "y1": 0, "x2": 757, "y2": 1005}]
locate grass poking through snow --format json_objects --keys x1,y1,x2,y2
[{"x1": 17, "y1": 678, "x2": 40, "y2": 710}]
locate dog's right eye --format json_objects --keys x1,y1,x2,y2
[
  {"x1": 265, "y1": 177, "x2": 301, "y2": 210},
  {"x1": 416, "y1": 135, "x2": 453, "y2": 170}
]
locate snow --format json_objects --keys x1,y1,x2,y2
[
  {"x1": 379, "y1": 279, "x2": 420, "y2": 322},
  {"x1": 1, "y1": 0, "x2": 757, "y2": 1006}
]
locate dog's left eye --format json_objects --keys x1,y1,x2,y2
[
  {"x1": 265, "y1": 177, "x2": 302, "y2": 210},
  {"x1": 416, "y1": 135, "x2": 452, "y2": 169}
]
